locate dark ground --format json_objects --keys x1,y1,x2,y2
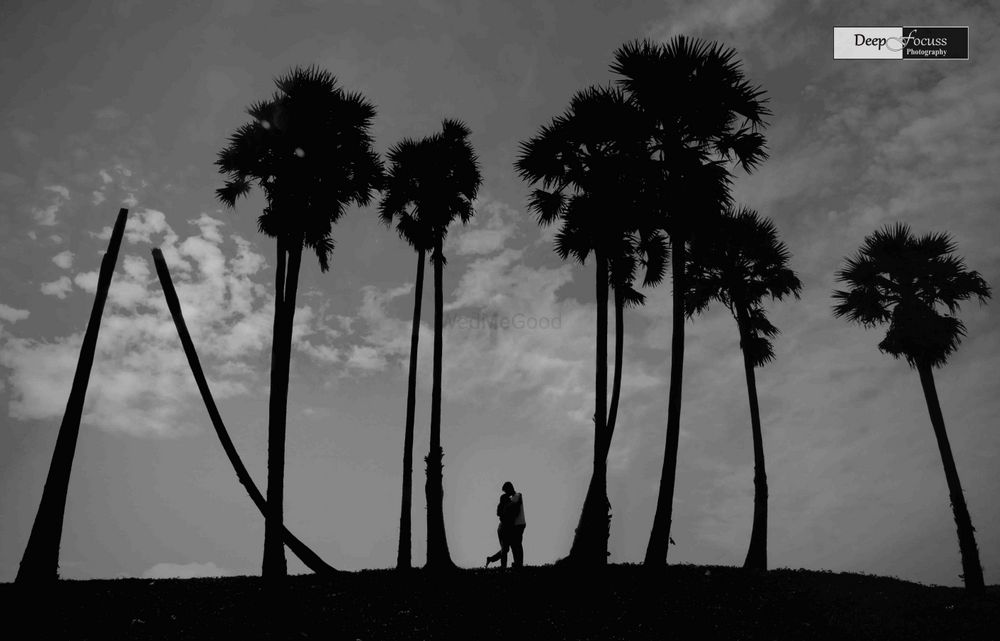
[{"x1": 2, "y1": 564, "x2": 997, "y2": 640}]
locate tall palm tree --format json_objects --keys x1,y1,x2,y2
[
  {"x1": 833, "y1": 223, "x2": 990, "y2": 594},
  {"x1": 611, "y1": 37, "x2": 771, "y2": 566},
  {"x1": 378, "y1": 134, "x2": 438, "y2": 570},
  {"x1": 517, "y1": 85, "x2": 665, "y2": 564},
  {"x1": 216, "y1": 66, "x2": 383, "y2": 579},
  {"x1": 401, "y1": 119, "x2": 483, "y2": 570},
  {"x1": 16, "y1": 208, "x2": 129, "y2": 585},
  {"x1": 685, "y1": 207, "x2": 801, "y2": 570}
]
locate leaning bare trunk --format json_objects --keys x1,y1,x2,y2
[
  {"x1": 425, "y1": 238, "x2": 454, "y2": 569},
  {"x1": 737, "y1": 309, "x2": 767, "y2": 571},
  {"x1": 645, "y1": 234, "x2": 686, "y2": 566},
  {"x1": 567, "y1": 250, "x2": 610, "y2": 565},
  {"x1": 397, "y1": 249, "x2": 425, "y2": 570},
  {"x1": 152, "y1": 248, "x2": 337, "y2": 576},
  {"x1": 263, "y1": 238, "x2": 301, "y2": 579},
  {"x1": 16, "y1": 208, "x2": 129, "y2": 585},
  {"x1": 916, "y1": 360, "x2": 985, "y2": 594}
]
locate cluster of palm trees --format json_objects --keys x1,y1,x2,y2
[
  {"x1": 14, "y1": 36, "x2": 990, "y2": 596},
  {"x1": 215, "y1": 67, "x2": 483, "y2": 575}
]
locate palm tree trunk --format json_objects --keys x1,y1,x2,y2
[
  {"x1": 151, "y1": 248, "x2": 337, "y2": 576},
  {"x1": 425, "y1": 238, "x2": 453, "y2": 569},
  {"x1": 606, "y1": 287, "x2": 625, "y2": 446},
  {"x1": 16, "y1": 208, "x2": 129, "y2": 585},
  {"x1": 916, "y1": 360, "x2": 985, "y2": 594},
  {"x1": 737, "y1": 309, "x2": 767, "y2": 571},
  {"x1": 567, "y1": 250, "x2": 610, "y2": 565},
  {"x1": 397, "y1": 248, "x2": 425, "y2": 570},
  {"x1": 263, "y1": 238, "x2": 301, "y2": 579},
  {"x1": 645, "y1": 233, "x2": 686, "y2": 566}
]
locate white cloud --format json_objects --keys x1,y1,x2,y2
[
  {"x1": 45, "y1": 184, "x2": 70, "y2": 200},
  {"x1": 29, "y1": 185, "x2": 72, "y2": 226},
  {"x1": 99, "y1": 169, "x2": 113, "y2": 184},
  {"x1": 142, "y1": 562, "x2": 234, "y2": 579},
  {"x1": 190, "y1": 213, "x2": 224, "y2": 243},
  {"x1": 0, "y1": 209, "x2": 284, "y2": 437},
  {"x1": 52, "y1": 251, "x2": 74, "y2": 270},
  {"x1": 345, "y1": 345, "x2": 386, "y2": 372},
  {"x1": 40, "y1": 276, "x2": 73, "y2": 299},
  {"x1": 125, "y1": 209, "x2": 171, "y2": 244},
  {"x1": 449, "y1": 197, "x2": 520, "y2": 256},
  {"x1": 32, "y1": 203, "x2": 60, "y2": 227},
  {"x1": 74, "y1": 271, "x2": 99, "y2": 293},
  {"x1": 0, "y1": 304, "x2": 30, "y2": 324},
  {"x1": 92, "y1": 190, "x2": 106, "y2": 205},
  {"x1": 123, "y1": 193, "x2": 138, "y2": 207}
]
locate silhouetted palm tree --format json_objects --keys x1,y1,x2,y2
[
  {"x1": 833, "y1": 223, "x2": 990, "y2": 594},
  {"x1": 611, "y1": 37, "x2": 770, "y2": 566},
  {"x1": 378, "y1": 133, "x2": 438, "y2": 570},
  {"x1": 686, "y1": 207, "x2": 801, "y2": 571},
  {"x1": 216, "y1": 66, "x2": 383, "y2": 579},
  {"x1": 400, "y1": 119, "x2": 483, "y2": 570},
  {"x1": 16, "y1": 208, "x2": 129, "y2": 585},
  {"x1": 517, "y1": 85, "x2": 666, "y2": 564}
]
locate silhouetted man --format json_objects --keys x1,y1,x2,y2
[{"x1": 486, "y1": 481, "x2": 526, "y2": 568}]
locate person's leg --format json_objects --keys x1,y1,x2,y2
[
  {"x1": 499, "y1": 526, "x2": 510, "y2": 568},
  {"x1": 487, "y1": 525, "x2": 504, "y2": 564},
  {"x1": 512, "y1": 525, "x2": 525, "y2": 568}
]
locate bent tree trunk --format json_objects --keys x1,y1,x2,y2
[
  {"x1": 607, "y1": 287, "x2": 625, "y2": 440},
  {"x1": 151, "y1": 249, "x2": 337, "y2": 576},
  {"x1": 567, "y1": 251, "x2": 610, "y2": 565},
  {"x1": 425, "y1": 239, "x2": 454, "y2": 569},
  {"x1": 645, "y1": 233, "x2": 687, "y2": 566},
  {"x1": 16, "y1": 208, "x2": 129, "y2": 585},
  {"x1": 263, "y1": 238, "x2": 302, "y2": 579},
  {"x1": 737, "y1": 310, "x2": 768, "y2": 571},
  {"x1": 916, "y1": 361, "x2": 985, "y2": 594},
  {"x1": 397, "y1": 248, "x2": 426, "y2": 569}
]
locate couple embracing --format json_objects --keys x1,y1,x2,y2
[{"x1": 485, "y1": 481, "x2": 526, "y2": 568}]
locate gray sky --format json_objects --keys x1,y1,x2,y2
[{"x1": 1, "y1": 0, "x2": 997, "y2": 586}]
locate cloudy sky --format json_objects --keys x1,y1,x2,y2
[{"x1": 1, "y1": 0, "x2": 997, "y2": 586}]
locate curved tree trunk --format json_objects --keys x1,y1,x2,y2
[
  {"x1": 737, "y1": 309, "x2": 767, "y2": 571},
  {"x1": 425, "y1": 238, "x2": 454, "y2": 569},
  {"x1": 152, "y1": 248, "x2": 337, "y2": 576},
  {"x1": 263, "y1": 239, "x2": 302, "y2": 579},
  {"x1": 397, "y1": 249, "x2": 425, "y2": 570},
  {"x1": 645, "y1": 234, "x2": 686, "y2": 566},
  {"x1": 916, "y1": 361, "x2": 985, "y2": 594},
  {"x1": 567, "y1": 250, "x2": 610, "y2": 565},
  {"x1": 16, "y1": 208, "x2": 129, "y2": 585},
  {"x1": 606, "y1": 287, "x2": 625, "y2": 443}
]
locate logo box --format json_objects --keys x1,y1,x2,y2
[{"x1": 833, "y1": 27, "x2": 969, "y2": 60}]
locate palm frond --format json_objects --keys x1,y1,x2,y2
[
  {"x1": 833, "y1": 223, "x2": 991, "y2": 367},
  {"x1": 215, "y1": 64, "x2": 384, "y2": 260}
]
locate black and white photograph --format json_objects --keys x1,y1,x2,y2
[{"x1": 0, "y1": 1, "x2": 997, "y2": 638}]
